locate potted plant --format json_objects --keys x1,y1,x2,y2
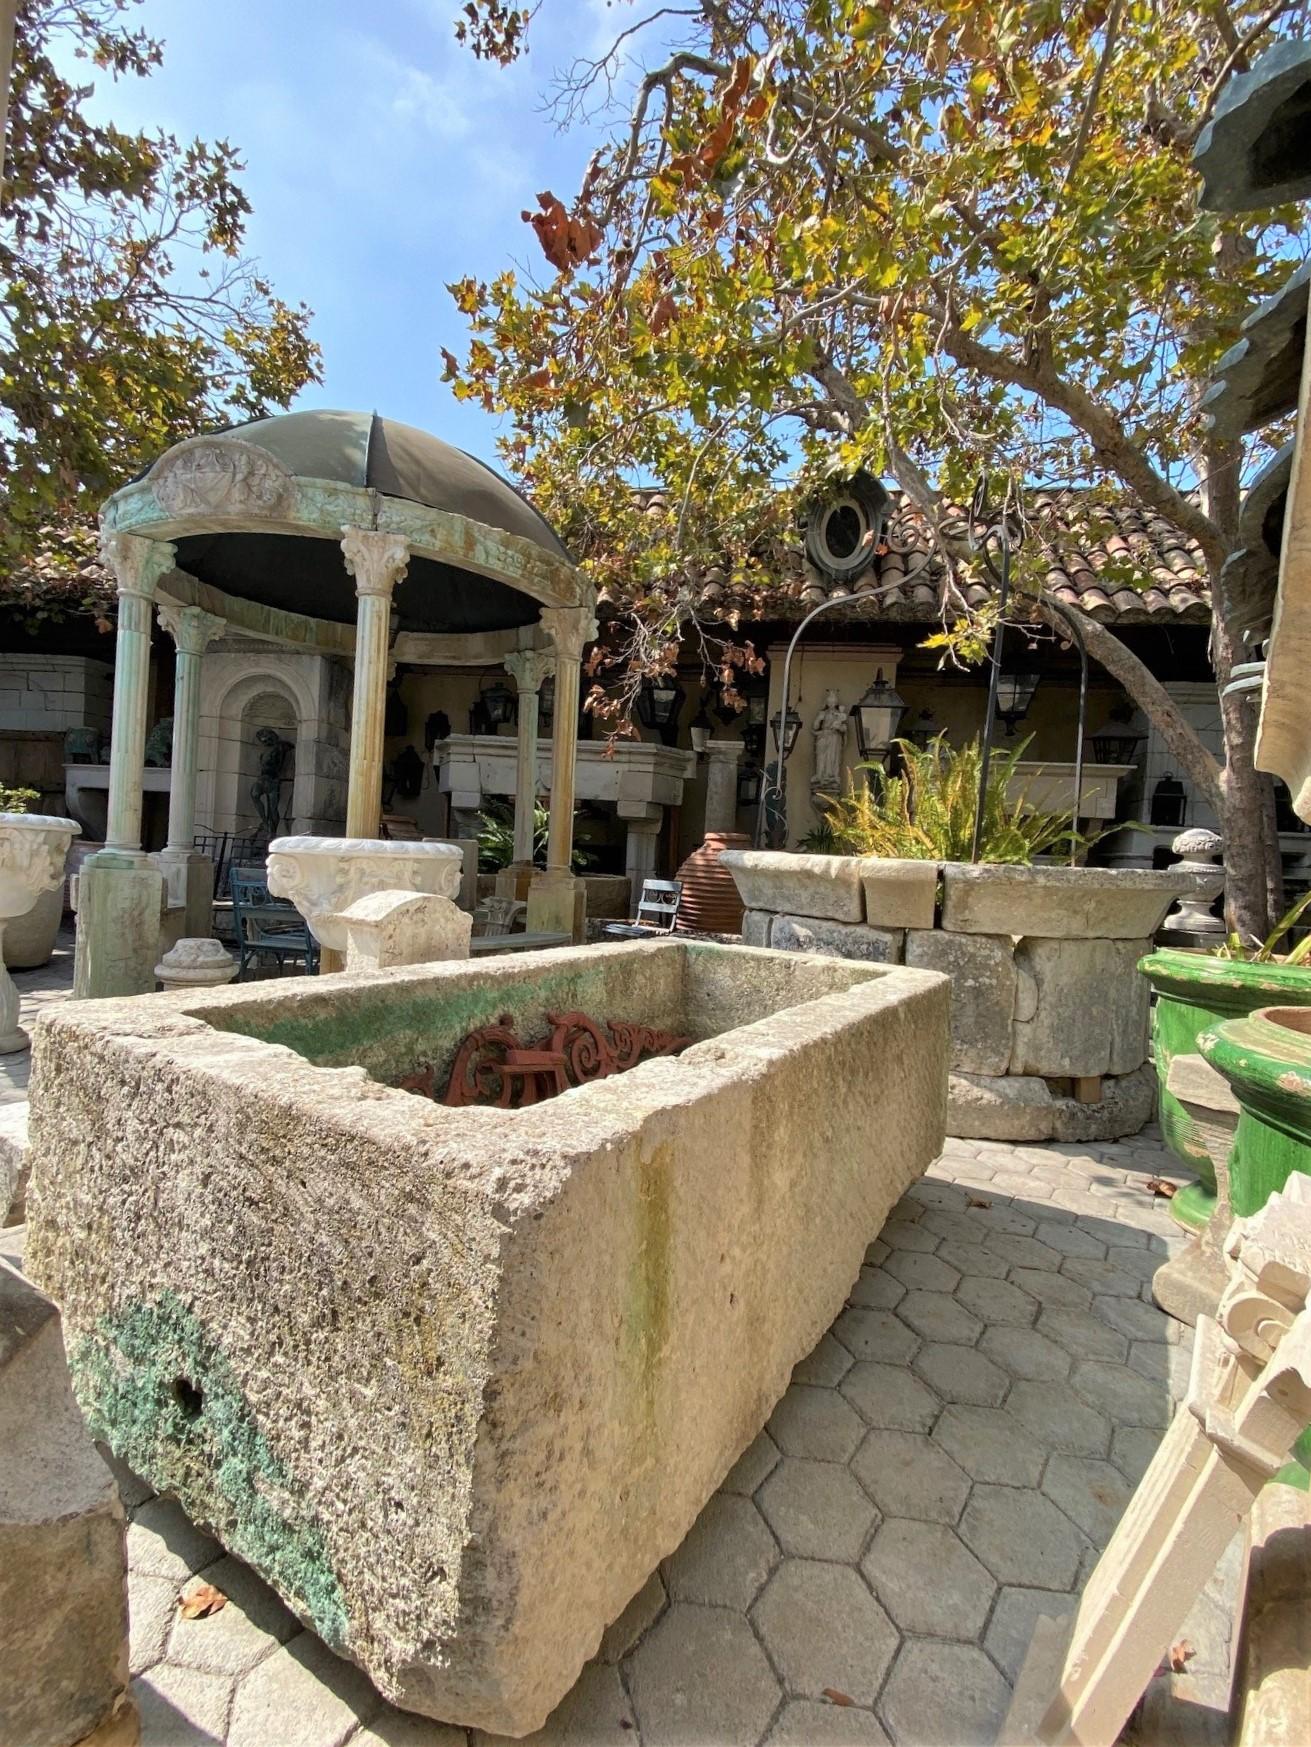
[
  {"x1": 0, "y1": 786, "x2": 68, "y2": 972},
  {"x1": 1141, "y1": 894, "x2": 1311, "y2": 1230}
]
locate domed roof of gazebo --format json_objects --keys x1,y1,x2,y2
[{"x1": 110, "y1": 408, "x2": 581, "y2": 638}]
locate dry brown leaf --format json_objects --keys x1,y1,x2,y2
[
  {"x1": 1146, "y1": 1178, "x2": 1178, "y2": 1199},
  {"x1": 1169, "y1": 1640, "x2": 1196, "y2": 1673},
  {"x1": 823, "y1": 1689, "x2": 855, "y2": 1707},
  {"x1": 177, "y1": 1582, "x2": 227, "y2": 1620},
  {"x1": 966, "y1": 1195, "x2": 992, "y2": 1209}
]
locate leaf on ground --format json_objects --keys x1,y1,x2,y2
[
  {"x1": 1145, "y1": 1178, "x2": 1178, "y2": 1199},
  {"x1": 966, "y1": 1195, "x2": 992, "y2": 1209},
  {"x1": 1169, "y1": 1640, "x2": 1196, "y2": 1673},
  {"x1": 177, "y1": 1581, "x2": 227, "y2": 1620},
  {"x1": 823, "y1": 1688, "x2": 855, "y2": 1707}
]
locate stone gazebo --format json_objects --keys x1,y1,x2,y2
[{"x1": 77, "y1": 409, "x2": 595, "y2": 997}]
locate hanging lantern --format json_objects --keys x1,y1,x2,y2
[
  {"x1": 636, "y1": 677, "x2": 686, "y2": 745},
  {"x1": 771, "y1": 706, "x2": 803, "y2": 759},
  {"x1": 689, "y1": 698, "x2": 714, "y2": 756},
  {"x1": 904, "y1": 708, "x2": 938, "y2": 750},
  {"x1": 537, "y1": 674, "x2": 555, "y2": 733},
  {"x1": 737, "y1": 765, "x2": 763, "y2": 808},
  {"x1": 850, "y1": 669, "x2": 908, "y2": 763},
  {"x1": 742, "y1": 721, "x2": 766, "y2": 760},
  {"x1": 1151, "y1": 773, "x2": 1188, "y2": 829},
  {"x1": 1090, "y1": 719, "x2": 1146, "y2": 766},
  {"x1": 995, "y1": 662, "x2": 1041, "y2": 734},
  {"x1": 478, "y1": 675, "x2": 517, "y2": 727}
]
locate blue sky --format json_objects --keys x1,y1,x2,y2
[{"x1": 74, "y1": 0, "x2": 618, "y2": 465}]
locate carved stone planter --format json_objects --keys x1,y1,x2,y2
[
  {"x1": 265, "y1": 835, "x2": 464, "y2": 953},
  {"x1": 0, "y1": 813, "x2": 81, "y2": 1054},
  {"x1": 724, "y1": 850, "x2": 1202, "y2": 1140}
]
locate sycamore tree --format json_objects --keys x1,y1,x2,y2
[
  {"x1": 0, "y1": 0, "x2": 320, "y2": 627},
  {"x1": 443, "y1": 0, "x2": 1308, "y2": 939}
]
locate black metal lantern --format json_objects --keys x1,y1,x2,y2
[
  {"x1": 689, "y1": 697, "x2": 713, "y2": 756},
  {"x1": 742, "y1": 721, "x2": 766, "y2": 760},
  {"x1": 478, "y1": 675, "x2": 517, "y2": 727},
  {"x1": 1091, "y1": 720, "x2": 1147, "y2": 766},
  {"x1": 537, "y1": 674, "x2": 555, "y2": 734},
  {"x1": 995, "y1": 662, "x2": 1041, "y2": 734},
  {"x1": 771, "y1": 705, "x2": 803, "y2": 759},
  {"x1": 904, "y1": 708, "x2": 938, "y2": 750},
  {"x1": 636, "y1": 677, "x2": 685, "y2": 745},
  {"x1": 1150, "y1": 773, "x2": 1188, "y2": 829},
  {"x1": 850, "y1": 669, "x2": 908, "y2": 763},
  {"x1": 737, "y1": 764, "x2": 763, "y2": 808}
]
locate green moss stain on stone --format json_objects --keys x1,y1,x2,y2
[
  {"x1": 623, "y1": 1141, "x2": 672, "y2": 1445},
  {"x1": 70, "y1": 1292, "x2": 347, "y2": 1646}
]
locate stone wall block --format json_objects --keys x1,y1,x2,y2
[
  {"x1": 1009, "y1": 937, "x2": 1152, "y2": 1078},
  {"x1": 906, "y1": 929, "x2": 1016, "y2": 1074},
  {"x1": 947, "y1": 1072, "x2": 1055, "y2": 1141},
  {"x1": 939, "y1": 862, "x2": 1194, "y2": 939},
  {"x1": 858, "y1": 858, "x2": 940, "y2": 930},
  {"x1": 719, "y1": 850, "x2": 867, "y2": 922},
  {"x1": 0, "y1": 1261, "x2": 131, "y2": 1747},
  {"x1": 741, "y1": 909, "x2": 773, "y2": 948},
  {"x1": 771, "y1": 915, "x2": 904, "y2": 964}
]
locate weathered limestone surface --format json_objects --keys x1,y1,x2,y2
[
  {"x1": 1237, "y1": 1480, "x2": 1311, "y2": 1747},
  {"x1": 339, "y1": 890, "x2": 471, "y2": 971},
  {"x1": 1048, "y1": 1066, "x2": 1156, "y2": 1143},
  {"x1": 859, "y1": 859, "x2": 939, "y2": 931},
  {"x1": 1, "y1": 1101, "x2": 27, "y2": 1224},
  {"x1": 939, "y1": 863, "x2": 1190, "y2": 940},
  {"x1": 906, "y1": 930, "x2": 1016, "y2": 1075},
  {"x1": 770, "y1": 915, "x2": 904, "y2": 965},
  {"x1": 741, "y1": 909, "x2": 773, "y2": 949},
  {"x1": 1010, "y1": 937, "x2": 1152, "y2": 1078},
  {"x1": 25, "y1": 939, "x2": 949, "y2": 1736},
  {"x1": 720, "y1": 851, "x2": 867, "y2": 923},
  {"x1": 0, "y1": 1260, "x2": 133, "y2": 1747},
  {"x1": 1152, "y1": 1054, "x2": 1239, "y2": 1326},
  {"x1": 948, "y1": 1072, "x2": 1056, "y2": 1142}
]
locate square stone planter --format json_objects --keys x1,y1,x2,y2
[{"x1": 25, "y1": 938, "x2": 948, "y2": 1735}]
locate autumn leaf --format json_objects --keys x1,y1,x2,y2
[
  {"x1": 1167, "y1": 1639, "x2": 1195, "y2": 1673},
  {"x1": 522, "y1": 193, "x2": 602, "y2": 274},
  {"x1": 177, "y1": 1582, "x2": 227, "y2": 1620},
  {"x1": 966, "y1": 1195, "x2": 992, "y2": 1209},
  {"x1": 1145, "y1": 1179, "x2": 1178, "y2": 1200},
  {"x1": 440, "y1": 348, "x2": 460, "y2": 380},
  {"x1": 823, "y1": 1688, "x2": 855, "y2": 1706}
]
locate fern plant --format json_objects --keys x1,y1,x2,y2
[
  {"x1": 1212, "y1": 889, "x2": 1311, "y2": 965},
  {"x1": 802, "y1": 734, "x2": 1096, "y2": 865},
  {"x1": 475, "y1": 800, "x2": 593, "y2": 872}
]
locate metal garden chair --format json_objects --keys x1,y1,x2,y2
[
  {"x1": 602, "y1": 878, "x2": 683, "y2": 940},
  {"x1": 229, "y1": 866, "x2": 319, "y2": 980}
]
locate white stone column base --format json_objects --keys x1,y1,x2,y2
[{"x1": 526, "y1": 869, "x2": 586, "y2": 941}]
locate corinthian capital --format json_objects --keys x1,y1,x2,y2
[
  {"x1": 504, "y1": 647, "x2": 554, "y2": 694},
  {"x1": 156, "y1": 598, "x2": 226, "y2": 656},
  {"x1": 539, "y1": 606, "x2": 597, "y2": 664},
  {"x1": 340, "y1": 527, "x2": 411, "y2": 599},
  {"x1": 100, "y1": 533, "x2": 176, "y2": 600}
]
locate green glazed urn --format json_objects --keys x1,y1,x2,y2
[
  {"x1": 1138, "y1": 950, "x2": 1311, "y2": 1230},
  {"x1": 1199, "y1": 1005, "x2": 1311, "y2": 1218}
]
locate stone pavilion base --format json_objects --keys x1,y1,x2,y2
[{"x1": 25, "y1": 939, "x2": 948, "y2": 1736}]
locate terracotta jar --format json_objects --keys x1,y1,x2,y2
[{"x1": 675, "y1": 831, "x2": 751, "y2": 934}]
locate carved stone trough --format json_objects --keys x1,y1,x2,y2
[{"x1": 25, "y1": 938, "x2": 948, "y2": 1735}]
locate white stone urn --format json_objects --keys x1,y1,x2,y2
[
  {"x1": 155, "y1": 938, "x2": 237, "y2": 990},
  {"x1": 265, "y1": 836, "x2": 464, "y2": 953},
  {"x1": 0, "y1": 812, "x2": 81, "y2": 1053}
]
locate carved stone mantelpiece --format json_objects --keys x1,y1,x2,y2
[
  {"x1": 147, "y1": 436, "x2": 295, "y2": 521},
  {"x1": 266, "y1": 835, "x2": 463, "y2": 953}
]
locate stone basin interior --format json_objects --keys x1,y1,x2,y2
[{"x1": 193, "y1": 939, "x2": 895, "y2": 1105}]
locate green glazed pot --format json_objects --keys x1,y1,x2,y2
[
  {"x1": 1199, "y1": 1005, "x2": 1311, "y2": 1218},
  {"x1": 1138, "y1": 950, "x2": 1311, "y2": 1231}
]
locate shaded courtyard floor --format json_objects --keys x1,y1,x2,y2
[{"x1": 87, "y1": 1127, "x2": 1235, "y2": 1747}]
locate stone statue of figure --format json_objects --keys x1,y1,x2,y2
[
  {"x1": 250, "y1": 727, "x2": 292, "y2": 838},
  {"x1": 144, "y1": 717, "x2": 173, "y2": 767},
  {"x1": 811, "y1": 689, "x2": 847, "y2": 792}
]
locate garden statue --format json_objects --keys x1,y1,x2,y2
[
  {"x1": 63, "y1": 726, "x2": 107, "y2": 765},
  {"x1": 144, "y1": 716, "x2": 173, "y2": 767},
  {"x1": 811, "y1": 688, "x2": 848, "y2": 791},
  {"x1": 250, "y1": 727, "x2": 292, "y2": 838}
]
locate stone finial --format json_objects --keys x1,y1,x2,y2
[
  {"x1": 154, "y1": 937, "x2": 237, "y2": 989},
  {"x1": 1172, "y1": 827, "x2": 1223, "y2": 862}
]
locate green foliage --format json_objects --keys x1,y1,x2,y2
[
  {"x1": 802, "y1": 734, "x2": 1090, "y2": 865},
  {"x1": 475, "y1": 799, "x2": 592, "y2": 871},
  {"x1": 0, "y1": 785, "x2": 39, "y2": 813},
  {"x1": 0, "y1": 1, "x2": 321, "y2": 626},
  {"x1": 1212, "y1": 890, "x2": 1311, "y2": 965}
]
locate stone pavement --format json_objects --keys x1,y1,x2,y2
[
  {"x1": 83, "y1": 1127, "x2": 1238, "y2": 1747},
  {"x1": 1, "y1": 928, "x2": 75, "y2": 1107}
]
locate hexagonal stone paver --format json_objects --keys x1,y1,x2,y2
[
  {"x1": 1110, "y1": 1424, "x2": 1164, "y2": 1485},
  {"x1": 913, "y1": 1343, "x2": 1009, "y2": 1406},
  {"x1": 1036, "y1": 1306, "x2": 1129, "y2": 1361},
  {"x1": 168, "y1": 1555, "x2": 299, "y2": 1676},
  {"x1": 847, "y1": 1268, "x2": 906, "y2": 1311},
  {"x1": 920, "y1": 1208, "x2": 990, "y2": 1247},
  {"x1": 1009, "y1": 1269, "x2": 1094, "y2": 1310},
  {"x1": 936, "y1": 1239, "x2": 1011, "y2": 1280},
  {"x1": 767, "y1": 1699, "x2": 890, "y2": 1745},
  {"x1": 470, "y1": 1661, "x2": 633, "y2": 1745},
  {"x1": 598, "y1": 1571, "x2": 666, "y2": 1663},
  {"x1": 967, "y1": 1202, "x2": 1036, "y2": 1237},
  {"x1": 884, "y1": 1250, "x2": 961, "y2": 1294},
  {"x1": 984, "y1": 1232, "x2": 1065, "y2": 1272},
  {"x1": 793, "y1": 1333, "x2": 856, "y2": 1388},
  {"x1": 768, "y1": 1384, "x2": 866, "y2": 1462},
  {"x1": 665, "y1": 1492, "x2": 780, "y2": 1608},
  {"x1": 841, "y1": 1363, "x2": 941, "y2": 1433},
  {"x1": 956, "y1": 1274, "x2": 1037, "y2": 1327},
  {"x1": 758, "y1": 1458, "x2": 877, "y2": 1562},
  {"x1": 1070, "y1": 1359, "x2": 1173, "y2": 1429},
  {"x1": 866, "y1": 1236, "x2": 890, "y2": 1267},
  {"x1": 832, "y1": 1307, "x2": 919, "y2": 1365},
  {"x1": 851, "y1": 1429, "x2": 970, "y2": 1524},
  {"x1": 1093, "y1": 1294, "x2": 1172, "y2": 1345},
  {"x1": 896, "y1": 1290, "x2": 983, "y2": 1346},
  {"x1": 752, "y1": 1561, "x2": 898, "y2": 1708},
  {"x1": 932, "y1": 1404, "x2": 1046, "y2": 1487},
  {"x1": 960, "y1": 1486, "x2": 1086, "y2": 1588},
  {"x1": 985, "y1": 1586, "x2": 1065, "y2": 1682},
  {"x1": 721, "y1": 1430, "x2": 780, "y2": 1496},
  {"x1": 1007, "y1": 1379, "x2": 1111, "y2": 1456},
  {"x1": 1061, "y1": 1256, "x2": 1141, "y2": 1298},
  {"x1": 979, "y1": 1325, "x2": 1072, "y2": 1382},
  {"x1": 628, "y1": 1603, "x2": 780, "y2": 1747},
  {"x1": 1033, "y1": 1219, "x2": 1107, "y2": 1259},
  {"x1": 227, "y1": 1633, "x2": 380, "y2": 1747},
  {"x1": 881, "y1": 1215, "x2": 939, "y2": 1253},
  {"x1": 862, "y1": 1519, "x2": 995, "y2": 1636},
  {"x1": 1042, "y1": 1454, "x2": 1134, "y2": 1545},
  {"x1": 879, "y1": 1639, "x2": 1010, "y2": 1747}
]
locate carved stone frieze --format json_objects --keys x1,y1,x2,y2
[{"x1": 148, "y1": 436, "x2": 295, "y2": 520}]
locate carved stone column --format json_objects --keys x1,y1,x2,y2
[
  {"x1": 74, "y1": 534, "x2": 174, "y2": 999},
  {"x1": 527, "y1": 607, "x2": 595, "y2": 942},
  {"x1": 341, "y1": 528, "x2": 410, "y2": 840},
  {"x1": 155, "y1": 599, "x2": 226, "y2": 935},
  {"x1": 498, "y1": 647, "x2": 553, "y2": 900},
  {"x1": 703, "y1": 739, "x2": 746, "y2": 836}
]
